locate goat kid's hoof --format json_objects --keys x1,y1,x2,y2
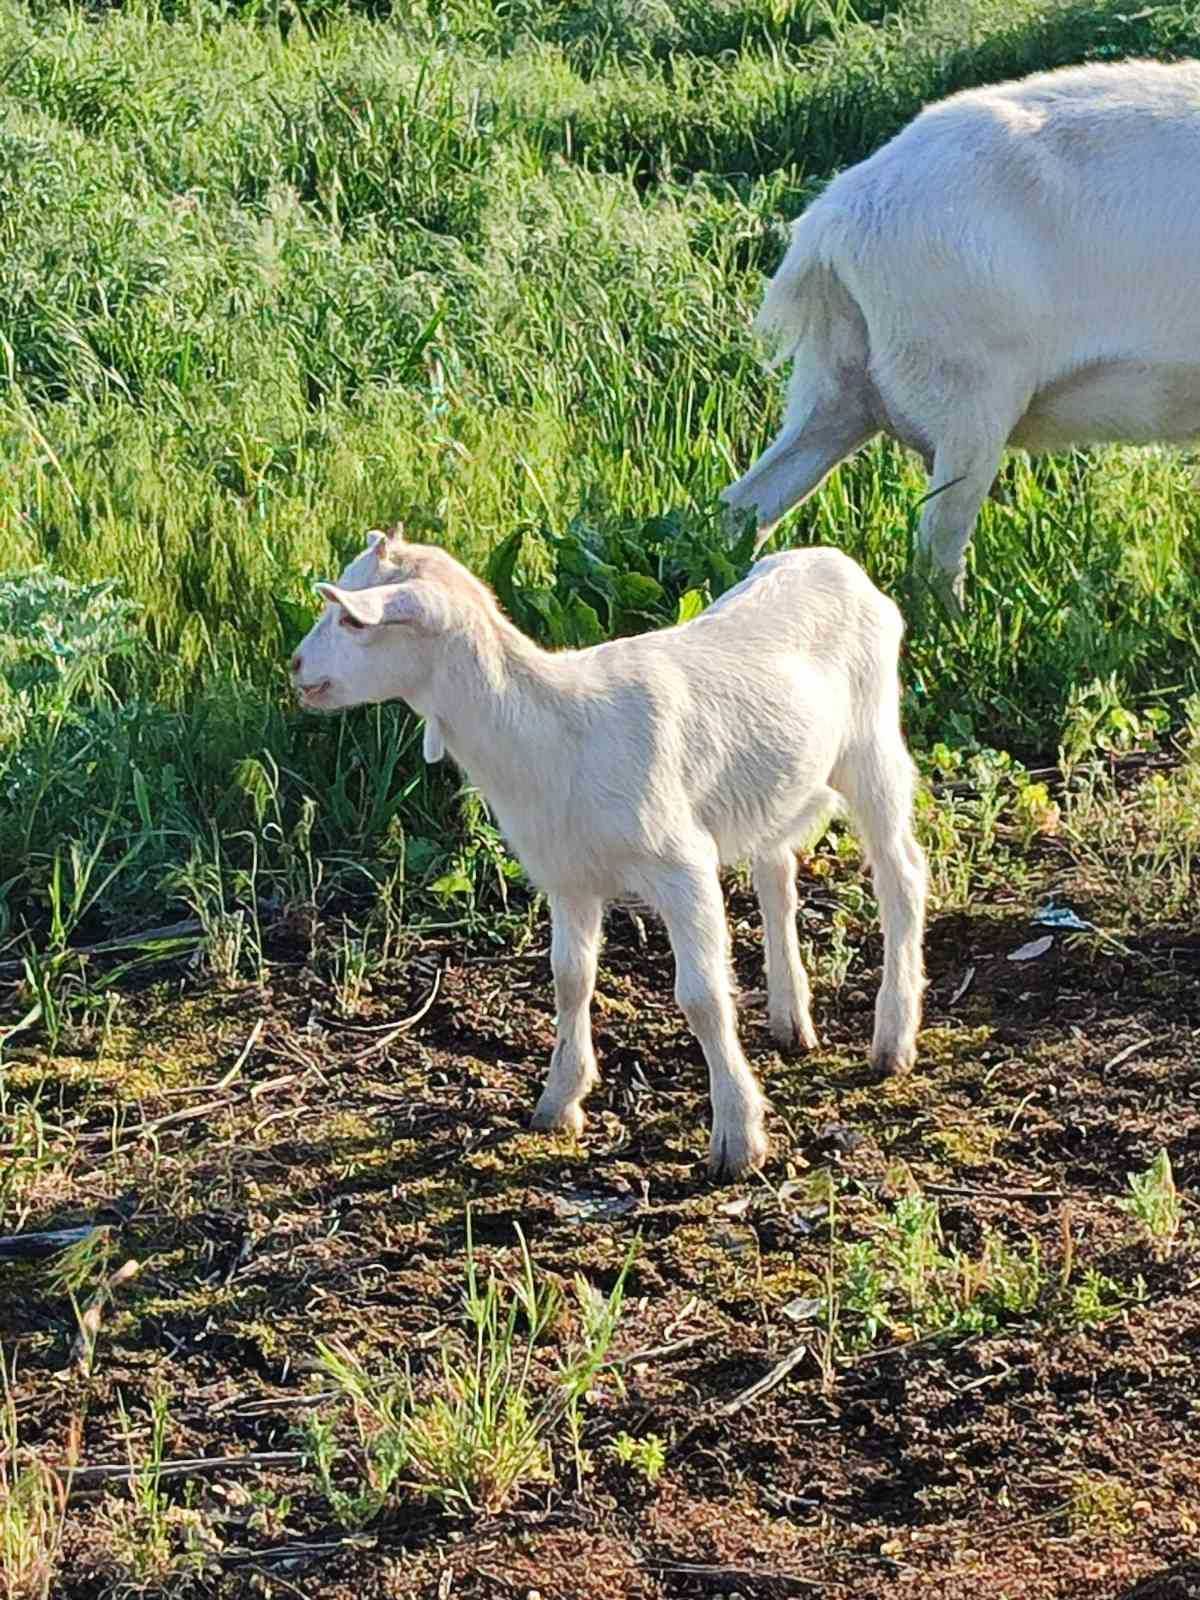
[
  {"x1": 708, "y1": 1122, "x2": 769, "y2": 1184},
  {"x1": 869, "y1": 1045, "x2": 915, "y2": 1081},
  {"x1": 531, "y1": 1099, "x2": 585, "y2": 1136},
  {"x1": 770, "y1": 1012, "x2": 819, "y2": 1054}
]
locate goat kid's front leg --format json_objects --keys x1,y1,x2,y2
[
  {"x1": 531, "y1": 894, "x2": 603, "y2": 1137},
  {"x1": 654, "y1": 862, "x2": 769, "y2": 1182}
]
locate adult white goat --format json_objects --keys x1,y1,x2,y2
[
  {"x1": 723, "y1": 58, "x2": 1200, "y2": 606},
  {"x1": 291, "y1": 530, "x2": 926, "y2": 1180}
]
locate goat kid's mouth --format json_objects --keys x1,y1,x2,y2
[{"x1": 295, "y1": 679, "x2": 334, "y2": 709}]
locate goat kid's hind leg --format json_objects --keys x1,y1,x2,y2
[
  {"x1": 835, "y1": 751, "x2": 927, "y2": 1078},
  {"x1": 868, "y1": 824, "x2": 928, "y2": 1077},
  {"x1": 531, "y1": 894, "x2": 603, "y2": 1137},
  {"x1": 652, "y1": 860, "x2": 768, "y2": 1182},
  {"x1": 753, "y1": 845, "x2": 818, "y2": 1052}
]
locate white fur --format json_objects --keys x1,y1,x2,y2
[
  {"x1": 292, "y1": 531, "x2": 927, "y2": 1180},
  {"x1": 724, "y1": 59, "x2": 1200, "y2": 606}
]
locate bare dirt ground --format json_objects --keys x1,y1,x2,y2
[{"x1": 4, "y1": 813, "x2": 1200, "y2": 1600}]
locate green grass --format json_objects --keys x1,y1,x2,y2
[
  {"x1": 1, "y1": 1351, "x2": 69, "y2": 1600},
  {"x1": 3, "y1": 0, "x2": 1200, "y2": 944},
  {"x1": 305, "y1": 1218, "x2": 632, "y2": 1522}
]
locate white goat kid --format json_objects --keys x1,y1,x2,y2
[
  {"x1": 292, "y1": 531, "x2": 927, "y2": 1180},
  {"x1": 724, "y1": 59, "x2": 1200, "y2": 607}
]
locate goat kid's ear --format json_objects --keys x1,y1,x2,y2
[
  {"x1": 363, "y1": 525, "x2": 405, "y2": 558},
  {"x1": 314, "y1": 581, "x2": 444, "y2": 632},
  {"x1": 379, "y1": 582, "x2": 445, "y2": 631},
  {"x1": 422, "y1": 716, "x2": 445, "y2": 763},
  {"x1": 315, "y1": 582, "x2": 386, "y2": 626}
]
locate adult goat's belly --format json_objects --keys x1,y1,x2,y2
[{"x1": 1011, "y1": 359, "x2": 1200, "y2": 451}]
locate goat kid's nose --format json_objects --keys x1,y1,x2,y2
[{"x1": 290, "y1": 653, "x2": 302, "y2": 675}]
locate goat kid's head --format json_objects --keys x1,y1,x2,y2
[{"x1": 291, "y1": 529, "x2": 451, "y2": 717}]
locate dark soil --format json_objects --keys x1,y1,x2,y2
[{"x1": 4, "y1": 870, "x2": 1200, "y2": 1599}]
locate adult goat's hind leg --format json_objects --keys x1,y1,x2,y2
[
  {"x1": 913, "y1": 390, "x2": 1023, "y2": 613},
  {"x1": 833, "y1": 744, "x2": 927, "y2": 1076},
  {"x1": 532, "y1": 893, "x2": 603, "y2": 1136},
  {"x1": 650, "y1": 858, "x2": 768, "y2": 1181},
  {"x1": 722, "y1": 391, "x2": 876, "y2": 550}
]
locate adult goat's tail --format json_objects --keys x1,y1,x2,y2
[{"x1": 754, "y1": 205, "x2": 853, "y2": 372}]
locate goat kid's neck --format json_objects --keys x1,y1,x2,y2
[{"x1": 417, "y1": 615, "x2": 567, "y2": 804}]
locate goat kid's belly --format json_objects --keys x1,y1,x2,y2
[
  {"x1": 696, "y1": 778, "x2": 836, "y2": 869},
  {"x1": 491, "y1": 775, "x2": 838, "y2": 902}
]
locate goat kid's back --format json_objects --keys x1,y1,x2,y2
[{"x1": 504, "y1": 547, "x2": 907, "y2": 893}]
